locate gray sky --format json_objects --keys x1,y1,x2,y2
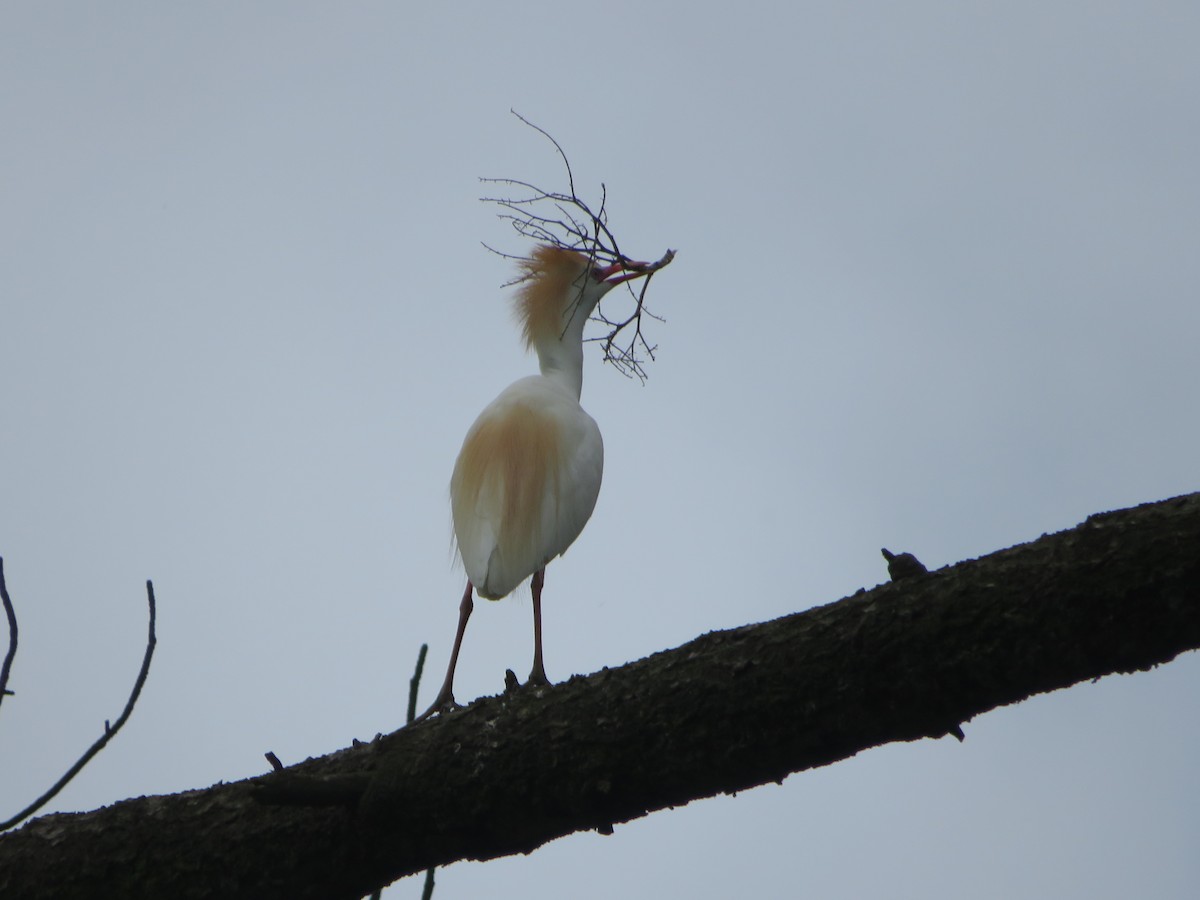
[{"x1": 2, "y1": 4, "x2": 1198, "y2": 898}]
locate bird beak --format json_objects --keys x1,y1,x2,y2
[{"x1": 593, "y1": 258, "x2": 652, "y2": 287}]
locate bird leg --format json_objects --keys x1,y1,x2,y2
[
  {"x1": 527, "y1": 567, "x2": 549, "y2": 688},
  {"x1": 412, "y1": 580, "x2": 474, "y2": 723}
]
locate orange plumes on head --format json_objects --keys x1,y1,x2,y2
[{"x1": 514, "y1": 245, "x2": 591, "y2": 350}]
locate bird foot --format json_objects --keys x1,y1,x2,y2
[{"x1": 410, "y1": 690, "x2": 461, "y2": 725}]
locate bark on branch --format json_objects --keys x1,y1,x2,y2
[{"x1": 2, "y1": 492, "x2": 1198, "y2": 900}]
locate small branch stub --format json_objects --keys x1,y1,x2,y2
[{"x1": 881, "y1": 548, "x2": 929, "y2": 582}]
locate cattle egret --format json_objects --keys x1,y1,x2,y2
[{"x1": 420, "y1": 245, "x2": 652, "y2": 719}]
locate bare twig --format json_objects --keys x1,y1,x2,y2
[
  {"x1": 406, "y1": 643, "x2": 428, "y2": 726},
  {"x1": 0, "y1": 558, "x2": 17, "y2": 707},
  {"x1": 585, "y1": 251, "x2": 675, "y2": 381},
  {"x1": 481, "y1": 110, "x2": 676, "y2": 382},
  {"x1": 0, "y1": 580, "x2": 158, "y2": 833},
  {"x1": 410, "y1": 643, "x2": 436, "y2": 900},
  {"x1": 365, "y1": 644, "x2": 434, "y2": 900}
]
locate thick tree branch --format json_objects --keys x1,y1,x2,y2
[{"x1": 1, "y1": 493, "x2": 1198, "y2": 900}]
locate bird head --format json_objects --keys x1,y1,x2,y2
[{"x1": 515, "y1": 245, "x2": 651, "y2": 350}]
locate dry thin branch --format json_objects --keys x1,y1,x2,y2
[
  {"x1": 410, "y1": 643, "x2": 436, "y2": 900},
  {"x1": 0, "y1": 559, "x2": 17, "y2": 706},
  {"x1": 0, "y1": 580, "x2": 158, "y2": 833},
  {"x1": 368, "y1": 643, "x2": 435, "y2": 900},
  {"x1": 586, "y1": 252, "x2": 674, "y2": 380},
  {"x1": 406, "y1": 643, "x2": 428, "y2": 727},
  {"x1": 481, "y1": 110, "x2": 675, "y2": 382}
]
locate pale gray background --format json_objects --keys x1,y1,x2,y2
[{"x1": 2, "y1": 4, "x2": 1198, "y2": 898}]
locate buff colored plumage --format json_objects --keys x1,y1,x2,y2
[
  {"x1": 418, "y1": 245, "x2": 651, "y2": 720},
  {"x1": 451, "y1": 380, "x2": 595, "y2": 599}
]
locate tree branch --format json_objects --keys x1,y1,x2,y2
[
  {"x1": 0, "y1": 558, "x2": 17, "y2": 706},
  {"x1": 406, "y1": 642, "x2": 428, "y2": 727},
  {"x1": 1, "y1": 493, "x2": 1198, "y2": 900},
  {"x1": 0, "y1": 580, "x2": 157, "y2": 832}
]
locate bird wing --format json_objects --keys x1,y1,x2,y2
[{"x1": 450, "y1": 376, "x2": 603, "y2": 600}]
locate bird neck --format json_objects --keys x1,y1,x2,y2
[
  {"x1": 534, "y1": 332, "x2": 586, "y2": 399},
  {"x1": 529, "y1": 272, "x2": 607, "y2": 401}
]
